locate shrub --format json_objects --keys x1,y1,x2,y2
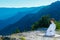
[
  {"x1": 32, "y1": 15, "x2": 50, "y2": 30},
  {"x1": 55, "y1": 21, "x2": 60, "y2": 30}
]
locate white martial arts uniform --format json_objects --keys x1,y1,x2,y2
[{"x1": 45, "y1": 22, "x2": 56, "y2": 36}]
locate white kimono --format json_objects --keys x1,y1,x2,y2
[{"x1": 45, "y1": 22, "x2": 56, "y2": 36}]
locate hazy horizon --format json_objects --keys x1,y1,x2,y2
[{"x1": 0, "y1": 0, "x2": 57, "y2": 8}]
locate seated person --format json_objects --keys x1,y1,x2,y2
[{"x1": 45, "y1": 18, "x2": 56, "y2": 37}]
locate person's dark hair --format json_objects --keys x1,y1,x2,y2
[{"x1": 50, "y1": 18, "x2": 55, "y2": 22}]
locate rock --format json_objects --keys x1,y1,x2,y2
[{"x1": 1, "y1": 31, "x2": 60, "y2": 40}]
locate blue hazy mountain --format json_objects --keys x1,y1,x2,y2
[
  {"x1": 0, "y1": 7, "x2": 43, "y2": 30},
  {"x1": 0, "y1": 7, "x2": 42, "y2": 20},
  {"x1": 0, "y1": 1, "x2": 60, "y2": 35}
]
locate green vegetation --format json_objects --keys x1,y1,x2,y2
[
  {"x1": 32, "y1": 15, "x2": 50, "y2": 30},
  {"x1": 12, "y1": 27, "x2": 20, "y2": 34},
  {"x1": 32, "y1": 15, "x2": 60, "y2": 30},
  {"x1": 20, "y1": 36, "x2": 26, "y2": 40},
  {"x1": 15, "y1": 28, "x2": 20, "y2": 33},
  {"x1": 55, "y1": 21, "x2": 60, "y2": 30}
]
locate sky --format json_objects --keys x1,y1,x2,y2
[{"x1": 0, "y1": 0, "x2": 57, "y2": 8}]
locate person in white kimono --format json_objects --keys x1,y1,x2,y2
[{"x1": 45, "y1": 18, "x2": 56, "y2": 37}]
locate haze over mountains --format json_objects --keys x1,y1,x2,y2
[
  {"x1": 0, "y1": 7, "x2": 43, "y2": 30},
  {"x1": 0, "y1": 7, "x2": 42, "y2": 20},
  {"x1": 0, "y1": 1, "x2": 60, "y2": 35}
]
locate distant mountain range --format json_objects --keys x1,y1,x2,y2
[
  {"x1": 0, "y1": 7, "x2": 42, "y2": 20},
  {"x1": 0, "y1": 7, "x2": 43, "y2": 30},
  {"x1": 0, "y1": 1, "x2": 60, "y2": 35}
]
